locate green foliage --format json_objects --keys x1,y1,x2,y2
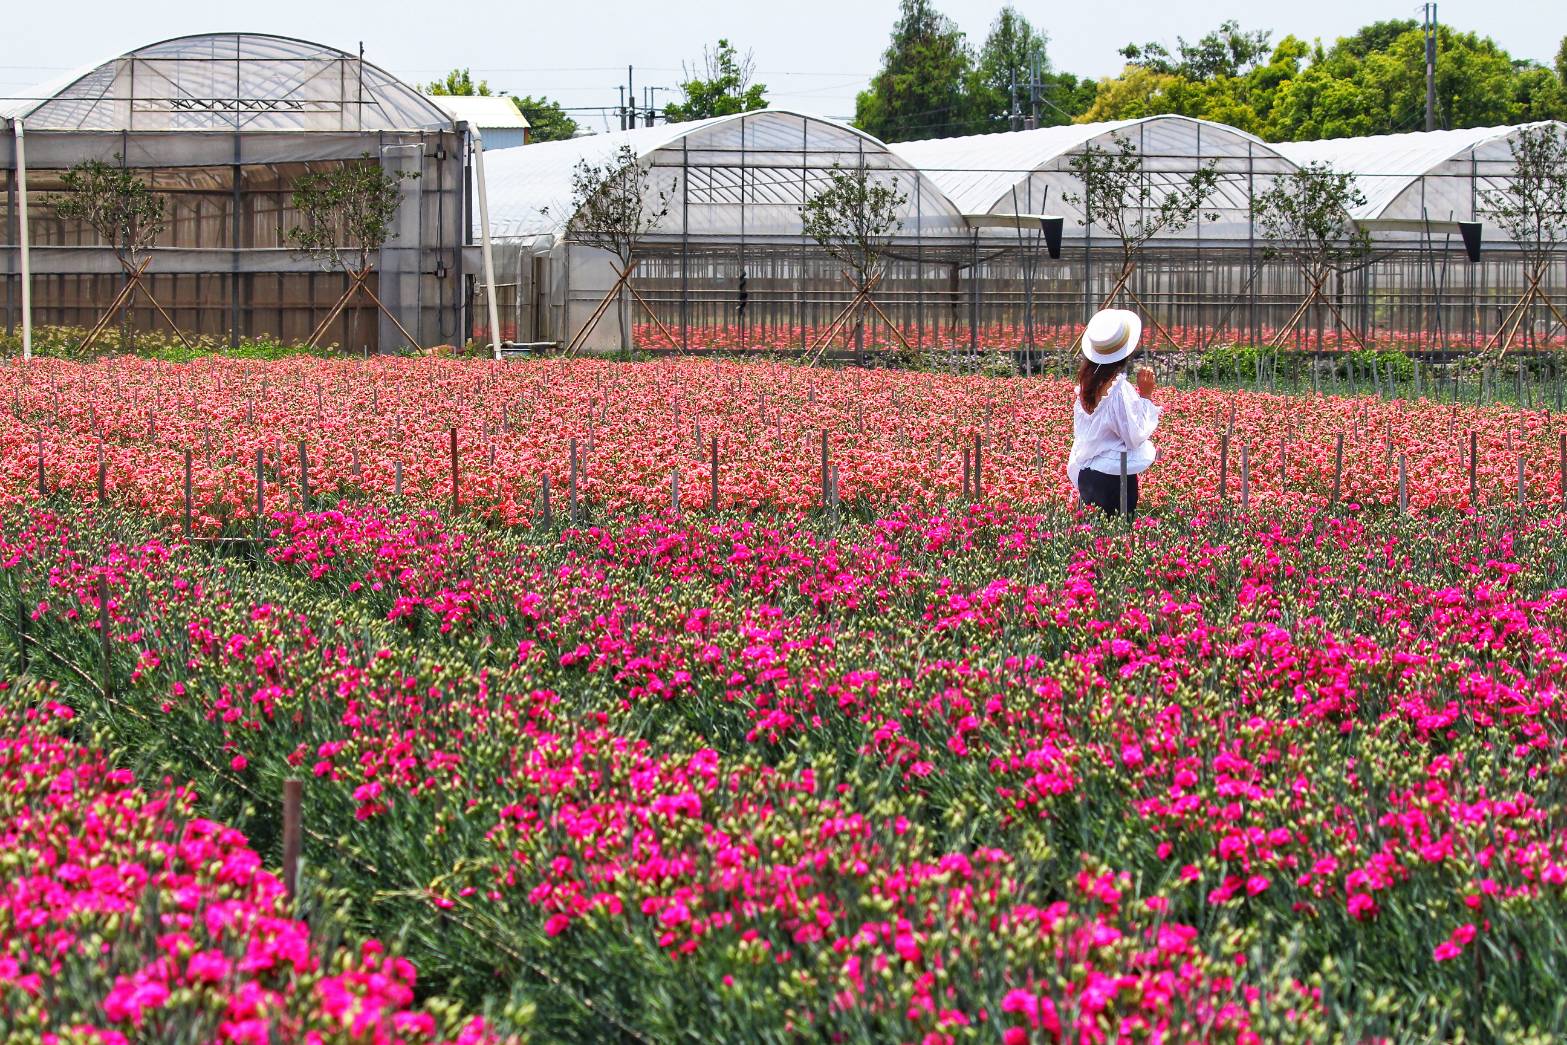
[
  {"x1": 1252, "y1": 161, "x2": 1371, "y2": 268},
  {"x1": 557, "y1": 143, "x2": 674, "y2": 267},
  {"x1": 0, "y1": 324, "x2": 327, "y2": 361},
  {"x1": 969, "y1": 6, "x2": 1050, "y2": 131},
  {"x1": 53, "y1": 156, "x2": 166, "y2": 263},
  {"x1": 1120, "y1": 19, "x2": 1273, "y2": 81},
  {"x1": 512, "y1": 95, "x2": 579, "y2": 142},
  {"x1": 285, "y1": 156, "x2": 418, "y2": 274},
  {"x1": 799, "y1": 162, "x2": 908, "y2": 288},
  {"x1": 664, "y1": 39, "x2": 768, "y2": 122},
  {"x1": 854, "y1": 0, "x2": 978, "y2": 141},
  {"x1": 426, "y1": 68, "x2": 491, "y2": 96},
  {"x1": 1082, "y1": 19, "x2": 1567, "y2": 140},
  {"x1": 1479, "y1": 124, "x2": 1567, "y2": 273},
  {"x1": 1063, "y1": 135, "x2": 1220, "y2": 269}
]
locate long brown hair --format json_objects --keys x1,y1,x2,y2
[{"x1": 1077, "y1": 358, "x2": 1127, "y2": 414}]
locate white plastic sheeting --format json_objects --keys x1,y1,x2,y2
[
  {"x1": 893, "y1": 116, "x2": 1296, "y2": 241},
  {"x1": 480, "y1": 109, "x2": 970, "y2": 243},
  {"x1": 2, "y1": 33, "x2": 453, "y2": 132},
  {"x1": 1277, "y1": 123, "x2": 1565, "y2": 232}
]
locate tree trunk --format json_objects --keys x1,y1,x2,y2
[{"x1": 618, "y1": 283, "x2": 631, "y2": 358}]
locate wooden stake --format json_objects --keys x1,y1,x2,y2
[
  {"x1": 255, "y1": 448, "x2": 265, "y2": 537},
  {"x1": 1398, "y1": 454, "x2": 1408, "y2": 514},
  {"x1": 449, "y1": 427, "x2": 460, "y2": 514},
  {"x1": 1240, "y1": 443, "x2": 1250, "y2": 510},
  {"x1": 35, "y1": 432, "x2": 44, "y2": 498},
  {"x1": 1118, "y1": 451, "x2": 1129, "y2": 518},
  {"x1": 183, "y1": 449, "x2": 193, "y2": 538},
  {"x1": 1469, "y1": 431, "x2": 1478, "y2": 507},
  {"x1": 97, "y1": 443, "x2": 107, "y2": 503},
  {"x1": 282, "y1": 779, "x2": 303, "y2": 902},
  {"x1": 1331, "y1": 433, "x2": 1344, "y2": 508},
  {"x1": 820, "y1": 430, "x2": 830, "y2": 510},
  {"x1": 1518, "y1": 456, "x2": 1527, "y2": 507},
  {"x1": 98, "y1": 573, "x2": 112, "y2": 698},
  {"x1": 298, "y1": 441, "x2": 310, "y2": 509},
  {"x1": 1218, "y1": 433, "x2": 1230, "y2": 503},
  {"x1": 540, "y1": 473, "x2": 552, "y2": 528},
  {"x1": 569, "y1": 437, "x2": 579, "y2": 523},
  {"x1": 710, "y1": 436, "x2": 719, "y2": 509},
  {"x1": 973, "y1": 433, "x2": 982, "y2": 500},
  {"x1": 671, "y1": 469, "x2": 680, "y2": 515}
]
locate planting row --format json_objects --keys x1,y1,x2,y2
[
  {"x1": 6, "y1": 497, "x2": 1567, "y2": 1040},
  {"x1": 4, "y1": 356, "x2": 1567, "y2": 533}
]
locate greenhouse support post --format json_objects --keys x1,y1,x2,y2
[
  {"x1": 13, "y1": 119, "x2": 31, "y2": 361},
  {"x1": 469, "y1": 125, "x2": 502, "y2": 360}
]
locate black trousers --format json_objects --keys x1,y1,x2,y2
[{"x1": 1078, "y1": 467, "x2": 1140, "y2": 519}]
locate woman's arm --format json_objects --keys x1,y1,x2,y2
[{"x1": 1109, "y1": 377, "x2": 1162, "y2": 449}]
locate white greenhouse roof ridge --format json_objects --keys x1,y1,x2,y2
[
  {"x1": 479, "y1": 108, "x2": 968, "y2": 241},
  {"x1": 2, "y1": 32, "x2": 453, "y2": 132},
  {"x1": 426, "y1": 94, "x2": 529, "y2": 131},
  {"x1": 1275, "y1": 123, "x2": 1563, "y2": 219},
  {"x1": 892, "y1": 115, "x2": 1291, "y2": 215}
]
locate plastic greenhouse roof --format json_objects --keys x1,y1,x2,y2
[
  {"x1": 481, "y1": 109, "x2": 969, "y2": 241},
  {"x1": 892, "y1": 116, "x2": 1295, "y2": 215},
  {"x1": 1274, "y1": 125, "x2": 1543, "y2": 219},
  {"x1": 428, "y1": 94, "x2": 530, "y2": 131},
  {"x1": 2, "y1": 33, "x2": 453, "y2": 132}
]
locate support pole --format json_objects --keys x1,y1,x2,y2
[
  {"x1": 470, "y1": 126, "x2": 503, "y2": 361},
  {"x1": 12, "y1": 119, "x2": 30, "y2": 361},
  {"x1": 281, "y1": 779, "x2": 303, "y2": 901}
]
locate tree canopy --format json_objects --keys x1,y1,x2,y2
[
  {"x1": 426, "y1": 69, "x2": 491, "y2": 97},
  {"x1": 665, "y1": 39, "x2": 769, "y2": 122},
  {"x1": 1081, "y1": 19, "x2": 1567, "y2": 140},
  {"x1": 513, "y1": 96, "x2": 579, "y2": 142}
]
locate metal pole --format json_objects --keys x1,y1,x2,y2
[
  {"x1": 470, "y1": 126, "x2": 502, "y2": 360},
  {"x1": 13, "y1": 119, "x2": 31, "y2": 360}
]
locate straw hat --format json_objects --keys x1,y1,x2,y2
[{"x1": 1080, "y1": 309, "x2": 1142, "y2": 365}]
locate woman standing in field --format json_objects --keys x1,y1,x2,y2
[{"x1": 1066, "y1": 309, "x2": 1161, "y2": 519}]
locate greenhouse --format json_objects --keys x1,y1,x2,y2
[
  {"x1": 478, "y1": 108, "x2": 972, "y2": 353},
  {"x1": 1276, "y1": 123, "x2": 1567, "y2": 353},
  {"x1": 2, "y1": 33, "x2": 473, "y2": 352}
]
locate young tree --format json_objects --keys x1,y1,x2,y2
[
  {"x1": 973, "y1": 7, "x2": 1051, "y2": 131},
  {"x1": 1121, "y1": 20, "x2": 1272, "y2": 81},
  {"x1": 664, "y1": 40, "x2": 768, "y2": 122},
  {"x1": 799, "y1": 162, "x2": 909, "y2": 362},
  {"x1": 854, "y1": 0, "x2": 977, "y2": 142},
  {"x1": 426, "y1": 69, "x2": 491, "y2": 96},
  {"x1": 553, "y1": 143, "x2": 677, "y2": 355},
  {"x1": 286, "y1": 156, "x2": 420, "y2": 350},
  {"x1": 1478, "y1": 124, "x2": 1567, "y2": 352},
  {"x1": 54, "y1": 156, "x2": 191, "y2": 352},
  {"x1": 512, "y1": 95, "x2": 579, "y2": 142},
  {"x1": 1251, "y1": 161, "x2": 1372, "y2": 350},
  {"x1": 1063, "y1": 135, "x2": 1220, "y2": 347}
]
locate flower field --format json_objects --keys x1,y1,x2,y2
[{"x1": 5, "y1": 355, "x2": 1567, "y2": 1042}]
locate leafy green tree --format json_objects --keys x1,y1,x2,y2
[
  {"x1": 286, "y1": 157, "x2": 420, "y2": 349},
  {"x1": 854, "y1": 0, "x2": 978, "y2": 141},
  {"x1": 1251, "y1": 161, "x2": 1371, "y2": 348},
  {"x1": 1478, "y1": 124, "x2": 1567, "y2": 351},
  {"x1": 800, "y1": 162, "x2": 908, "y2": 361},
  {"x1": 1557, "y1": 36, "x2": 1567, "y2": 86},
  {"x1": 664, "y1": 39, "x2": 768, "y2": 122},
  {"x1": 1120, "y1": 20, "x2": 1273, "y2": 81},
  {"x1": 426, "y1": 68, "x2": 491, "y2": 97},
  {"x1": 54, "y1": 156, "x2": 179, "y2": 352},
  {"x1": 553, "y1": 144, "x2": 676, "y2": 354},
  {"x1": 512, "y1": 96, "x2": 579, "y2": 142},
  {"x1": 971, "y1": 6, "x2": 1051, "y2": 130},
  {"x1": 1063, "y1": 135, "x2": 1220, "y2": 345}
]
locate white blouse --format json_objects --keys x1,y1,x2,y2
[{"x1": 1065, "y1": 374, "x2": 1163, "y2": 489}]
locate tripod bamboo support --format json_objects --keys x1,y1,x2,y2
[
  {"x1": 1484, "y1": 267, "x2": 1567, "y2": 354},
  {"x1": 563, "y1": 259, "x2": 679, "y2": 356},
  {"x1": 304, "y1": 266, "x2": 420, "y2": 351},
  {"x1": 1097, "y1": 261, "x2": 1182, "y2": 353},
  {"x1": 804, "y1": 270, "x2": 911, "y2": 365},
  {"x1": 77, "y1": 257, "x2": 199, "y2": 355},
  {"x1": 1268, "y1": 266, "x2": 1367, "y2": 352}
]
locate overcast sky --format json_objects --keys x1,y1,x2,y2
[{"x1": 1, "y1": 0, "x2": 1560, "y2": 129}]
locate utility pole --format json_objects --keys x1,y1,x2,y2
[
  {"x1": 1025, "y1": 54, "x2": 1039, "y2": 130},
  {"x1": 628, "y1": 65, "x2": 635, "y2": 130},
  {"x1": 1009, "y1": 65, "x2": 1020, "y2": 132},
  {"x1": 618, "y1": 86, "x2": 626, "y2": 130},
  {"x1": 1423, "y1": 3, "x2": 1438, "y2": 132}
]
